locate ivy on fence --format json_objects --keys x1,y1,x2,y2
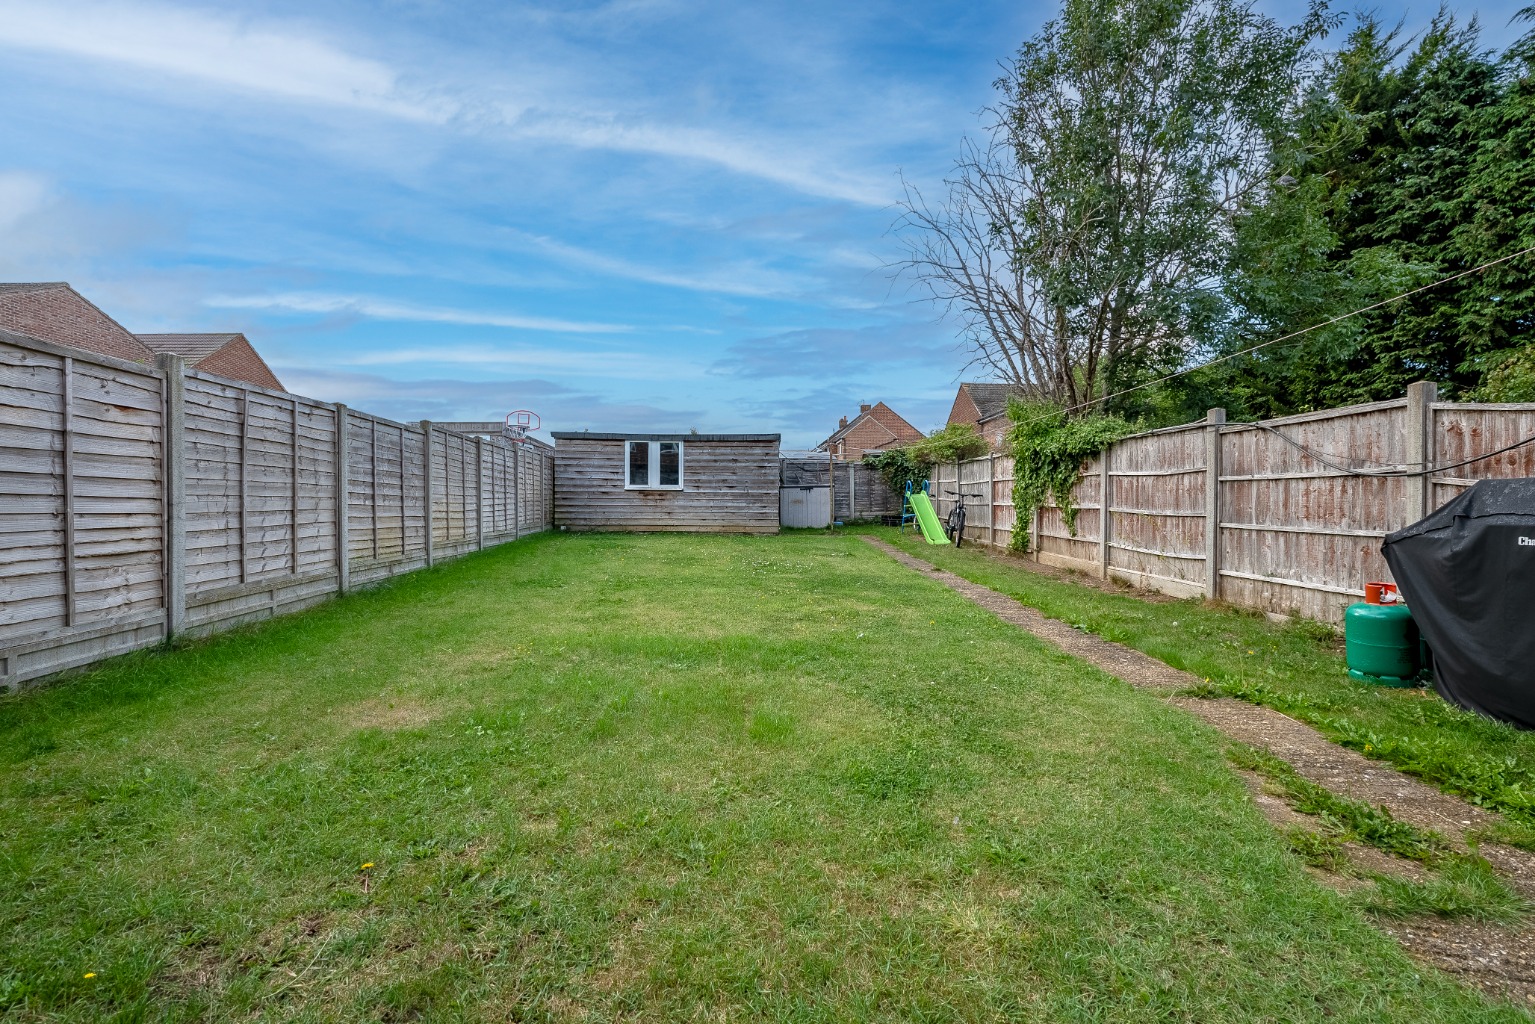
[{"x1": 1006, "y1": 402, "x2": 1132, "y2": 552}]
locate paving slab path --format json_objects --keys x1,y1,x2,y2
[{"x1": 862, "y1": 535, "x2": 1535, "y2": 1009}]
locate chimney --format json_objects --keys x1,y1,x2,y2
[
  {"x1": 859, "y1": 402, "x2": 872, "y2": 414},
  {"x1": 839, "y1": 415, "x2": 848, "y2": 428}
]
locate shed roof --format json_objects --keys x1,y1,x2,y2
[{"x1": 551, "y1": 432, "x2": 780, "y2": 443}]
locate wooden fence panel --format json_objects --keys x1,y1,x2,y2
[
  {"x1": 1034, "y1": 462, "x2": 1100, "y2": 571},
  {"x1": 937, "y1": 389, "x2": 1535, "y2": 625},
  {"x1": 1218, "y1": 402, "x2": 1408, "y2": 623},
  {"x1": 991, "y1": 455, "x2": 1016, "y2": 549},
  {"x1": 0, "y1": 331, "x2": 166, "y2": 682},
  {"x1": 1431, "y1": 403, "x2": 1535, "y2": 508},
  {"x1": 1107, "y1": 426, "x2": 1205, "y2": 595},
  {"x1": 1, "y1": 330, "x2": 557, "y2": 690}
]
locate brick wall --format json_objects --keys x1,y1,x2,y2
[
  {"x1": 0, "y1": 286, "x2": 152, "y2": 364},
  {"x1": 197, "y1": 336, "x2": 284, "y2": 391},
  {"x1": 947, "y1": 388, "x2": 982, "y2": 431}
]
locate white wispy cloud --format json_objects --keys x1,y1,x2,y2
[
  {"x1": 0, "y1": 1, "x2": 451, "y2": 121},
  {"x1": 0, "y1": 0, "x2": 893, "y2": 206},
  {"x1": 0, "y1": 170, "x2": 49, "y2": 231},
  {"x1": 277, "y1": 366, "x2": 704, "y2": 432},
  {"x1": 507, "y1": 230, "x2": 803, "y2": 298},
  {"x1": 205, "y1": 292, "x2": 631, "y2": 334},
  {"x1": 510, "y1": 111, "x2": 892, "y2": 207},
  {"x1": 310, "y1": 343, "x2": 708, "y2": 381}
]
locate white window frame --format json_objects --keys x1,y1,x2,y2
[{"x1": 624, "y1": 439, "x2": 684, "y2": 490}]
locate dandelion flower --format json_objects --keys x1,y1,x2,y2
[
  {"x1": 360, "y1": 863, "x2": 374, "y2": 870},
  {"x1": 84, "y1": 973, "x2": 96, "y2": 979}
]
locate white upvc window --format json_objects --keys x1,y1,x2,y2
[{"x1": 625, "y1": 440, "x2": 684, "y2": 489}]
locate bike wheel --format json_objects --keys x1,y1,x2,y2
[{"x1": 952, "y1": 508, "x2": 966, "y2": 547}]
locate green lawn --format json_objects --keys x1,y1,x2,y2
[
  {"x1": 0, "y1": 532, "x2": 1523, "y2": 1021},
  {"x1": 867, "y1": 525, "x2": 1535, "y2": 845}
]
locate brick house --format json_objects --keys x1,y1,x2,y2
[
  {"x1": 946, "y1": 382, "x2": 1034, "y2": 450},
  {"x1": 818, "y1": 402, "x2": 924, "y2": 461},
  {"x1": 136, "y1": 334, "x2": 284, "y2": 391},
  {"x1": 0, "y1": 282, "x2": 154, "y2": 364},
  {"x1": 0, "y1": 282, "x2": 285, "y2": 391}
]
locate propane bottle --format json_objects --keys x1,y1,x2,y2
[{"x1": 1345, "y1": 583, "x2": 1421, "y2": 687}]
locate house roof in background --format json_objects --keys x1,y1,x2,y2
[
  {"x1": 136, "y1": 333, "x2": 242, "y2": 362},
  {"x1": 0, "y1": 281, "x2": 155, "y2": 363},
  {"x1": 818, "y1": 401, "x2": 924, "y2": 450},
  {"x1": 961, "y1": 382, "x2": 1032, "y2": 423},
  {"x1": 0, "y1": 282, "x2": 70, "y2": 294}
]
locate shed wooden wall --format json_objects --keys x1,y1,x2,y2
[
  {"x1": 555, "y1": 437, "x2": 779, "y2": 533},
  {"x1": 930, "y1": 386, "x2": 1535, "y2": 625},
  {"x1": 0, "y1": 328, "x2": 554, "y2": 690}
]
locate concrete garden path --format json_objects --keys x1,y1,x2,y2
[{"x1": 862, "y1": 534, "x2": 1535, "y2": 1007}]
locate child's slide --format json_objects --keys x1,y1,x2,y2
[{"x1": 908, "y1": 491, "x2": 949, "y2": 545}]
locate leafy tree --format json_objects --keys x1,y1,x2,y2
[
  {"x1": 1198, "y1": 11, "x2": 1535, "y2": 416},
  {"x1": 897, "y1": 0, "x2": 1326, "y2": 411}
]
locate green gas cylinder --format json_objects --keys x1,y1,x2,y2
[{"x1": 1345, "y1": 602, "x2": 1421, "y2": 686}]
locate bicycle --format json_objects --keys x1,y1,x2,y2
[{"x1": 943, "y1": 489, "x2": 986, "y2": 547}]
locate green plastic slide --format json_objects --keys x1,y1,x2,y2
[{"x1": 908, "y1": 491, "x2": 949, "y2": 545}]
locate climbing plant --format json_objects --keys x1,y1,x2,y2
[
  {"x1": 906, "y1": 423, "x2": 991, "y2": 465},
  {"x1": 1007, "y1": 401, "x2": 1133, "y2": 552},
  {"x1": 863, "y1": 424, "x2": 991, "y2": 497},
  {"x1": 862, "y1": 447, "x2": 927, "y2": 496}
]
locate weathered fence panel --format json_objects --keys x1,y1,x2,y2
[
  {"x1": 0, "y1": 329, "x2": 166, "y2": 682},
  {"x1": 1108, "y1": 425, "x2": 1207, "y2": 597},
  {"x1": 936, "y1": 385, "x2": 1535, "y2": 625},
  {"x1": 1217, "y1": 400, "x2": 1411, "y2": 623},
  {"x1": 0, "y1": 329, "x2": 555, "y2": 690},
  {"x1": 779, "y1": 455, "x2": 899, "y2": 527}
]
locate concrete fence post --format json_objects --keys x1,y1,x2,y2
[
  {"x1": 476, "y1": 436, "x2": 485, "y2": 551},
  {"x1": 156, "y1": 353, "x2": 187, "y2": 638},
  {"x1": 334, "y1": 404, "x2": 350, "y2": 593},
  {"x1": 1405, "y1": 381, "x2": 1439, "y2": 525},
  {"x1": 422, "y1": 421, "x2": 435, "y2": 567},
  {"x1": 983, "y1": 455, "x2": 994, "y2": 546},
  {"x1": 1098, "y1": 445, "x2": 1111, "y2": 579},
  {"x1": 512, "y1": 442, "x2": 521, "y2": 541},
  {"x1": 1204, "y1": 407, "x2": 1226, "y2": 601}
]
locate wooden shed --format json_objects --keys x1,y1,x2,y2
[{"x1": 551, "y1": 432, "x2": 781, "y2": 533}]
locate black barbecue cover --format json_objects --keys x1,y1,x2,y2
[{"x1": 1382, "y1": 478, "x2": 1535, "y2": 728}]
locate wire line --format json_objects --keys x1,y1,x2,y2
[{"x1": 1022, "y1": 242, "x2": 1535, "y2": 424}]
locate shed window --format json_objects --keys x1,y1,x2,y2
[{"x1": 625, "y1": 440, "x2": 684, "y2": 489}]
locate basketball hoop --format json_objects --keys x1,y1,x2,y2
[{"x1": 503, "y1": 410, "x2": 541, "y2": 442}]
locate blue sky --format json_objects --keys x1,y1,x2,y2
[{"x1": 0, "y1": 0, "x2": 1528, "y2": 447}]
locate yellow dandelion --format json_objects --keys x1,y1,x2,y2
[
  {"x1": 84, "y1": 973, "x2": 96, "y2": 979},
  {"x1": 360, "y1": 862, "x2": 374, "y2": 870}
]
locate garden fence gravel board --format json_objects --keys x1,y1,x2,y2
[
  {"x1": 0, "y1": 327, "x2": 554, "y2": 690},
  {"x1": 928, "y1": 382, "x2": 1535, "y2": 624}
]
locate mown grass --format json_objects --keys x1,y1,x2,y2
[
  {"x1": 0, "y1": 532, "x2": 1526, "y2": 1021},
  {"x1": 867, "y1": 525, "x2": 1535, "y2": 840}
]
